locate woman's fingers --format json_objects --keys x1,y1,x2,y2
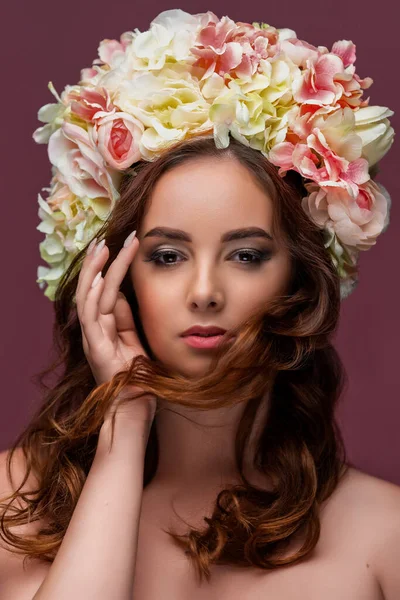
[
  {"x1": 76, "y1": 238, "x2": 109, "y2": 322},
  {"x1": 111, "y1": 292, "x2": 138, "y2": 343},
  {"x1": 76, "y1": 235, "x2": 139, "y2": 349},
  {"x1": 74, "y1": 234, "x2": 150, "y2": 389},
  {"x1": 98, "y1": 238, "x2": 138, "y2": 316},
  {"x1": 81, "y1": 268, "x2": 107, "y2": 347}
]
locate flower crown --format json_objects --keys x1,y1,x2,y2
[{"x1": 33, "y1": 8, "x2": 395, "y2": 301}]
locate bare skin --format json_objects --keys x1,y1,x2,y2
[
  {"x1": 0, "y1": 449, "x2": 399, "y2": 599},
  {"x1": 134, "y1": 465, "x2": 392, "y2": 600}
]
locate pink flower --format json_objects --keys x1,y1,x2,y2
[
  {"x1": 95, "y1": 32, "x2": 134, "y2": 68},
  {"x1": 67, "y1": 87, "x2": 115, "y2": 123},
  {"x1": 268, "y1": 141, "x2": 297, "y2": 173},
  {"x1": 279, "y1": 37, "x2": 320, "y2": 69},
  {"x1": 331, "y1": 40, "x2": 356, "y2": 68},
  {"x1": 335, "y1": 69, "x2": 373, "y2": 110},
  {"x1": 331, "y1": 40, "x2": 373, "y2": 109},
  {"x1": 293, "y1": 52, "x2": 345, "y2": 106},
  {"x1": 79, "y1": 67, "x2": 103, "y2": 87},
  {"x1": 269, "y1": 139, "x2": 334, "y2": 182},
  {"x1": 65, "y1": 89, "x2": 144, "y2": 168},
  {"x1": 336, "y1": 157, "x2": 370, "y2": 198},
  {"x1": 190, "y1": 18, "x2": 279, "y2": 79},
  {"x1": 48, "y1": 122, "x2": 120, "y2": 202},
  {"x1": 227, "y1": 21, "x2": 279, "y2": 78},
  {"x1": 269, "y1": 141, "x2": 319, "y2": 177},
  {"x1": 271, "y1": 137, "x2": 369, "y2": 197},
  {"x1": 287, "y1": 38, "x2": 373, "y2": 110},
  {"x1": 92, "y1": 112, "x2": 144, "y2": 169},
  {"x1": 302, "y1": 179, "x2": 389, "y2": 250},
  {"x1": 190, "y1": 16, "x2": 242, "y2": 78},
  {"x1": 286, "y1": 104, "x2": 339, "y2": 142},
  {"x1": 269, "y1": 106, "x2": 370, "y2": 198},
  {"x1": 46, "y1": 181, "x2": 75, "y2": 211},
  {"x1": 307, "y1": 128, "x2": 349, "y2": 181}
]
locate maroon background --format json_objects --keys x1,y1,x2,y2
[{"x1": 1, "y1": 0, "x2": 399, "y2": 484}]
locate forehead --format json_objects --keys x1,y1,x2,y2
[{"x1": 141, "y1": 157, "x2": 274, "y2": 234}]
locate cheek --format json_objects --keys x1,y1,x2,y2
[
  {"x1": 264, "y1": 254, "x2": 292, "y2": 295},
  {"x1": 235, "y1": 260, "x2": 291, "y2": 303},
  {"x1": 134, "y1": 279, "x2": 175, "y2": 335},
  {"x1": 270, "y1": 259, "x2": 291, "y2": 295}
]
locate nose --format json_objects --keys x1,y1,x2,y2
[{"x1": 186, "y1": 264, "x2": 224, "y2": 311}]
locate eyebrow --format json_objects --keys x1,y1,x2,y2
[{"x1": 142, "y1": 226, "x2": 274, "y2": 243}]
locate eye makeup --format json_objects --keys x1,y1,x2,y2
[{"x1": 143, "y1": 248, "x2": 273, "y2": 268}]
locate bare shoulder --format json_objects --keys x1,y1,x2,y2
[
  {"x1": 0, "y1": 447, "x2": 50, "y2": 598},
  {"x1": 0, "y1": 446, "x2": 41, "y2": 519},
  {"x1": 334, "y1": 465, "x2": 400, "y2": 524},
  {"x1": 338, "y1": 466, "x2": 400, "y2": 597},
  {"x1": 342, "y1": 464, "x2": 400, "y2": 501}
]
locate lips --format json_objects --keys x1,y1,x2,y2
[
  {"x1": 181, "y1": 325, "x2": 227, "y2": 337},
  {"x1": 182, "y1": 333, "x2": 225, "y2": 349}
]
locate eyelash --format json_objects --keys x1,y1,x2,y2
[{"x1": 144, "y1": 249, "x2": 272, "y2": 268}]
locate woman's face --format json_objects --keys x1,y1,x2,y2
[{"x1": 129, "y1": 156, "x2": 292, "y2": 378}]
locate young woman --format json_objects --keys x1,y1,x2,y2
[
  {"x1": 0, "y1": 134, "x2": 399, "y2": 599},
  {"x1": 1, "y1": 9, "x2": 399, "y2": 599}
]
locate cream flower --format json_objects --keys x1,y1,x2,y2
[
  {"x1": 127, "y1": 9, "x2": 216, "y2": 71},
  {"x1": 36, "y1": 176, "x2": 110, "y2": 300},
  {"x1": 33, "y1": 82, "x2": 72, "y2": 144},
  {"x1": 114, "y1": 66, "x2": 213, "y2": 160},
  {"x1": 354, "y1": 105, "x2": 395, "y2": 166},
  {"x1": 209, "y1": 60, "x2": 297, "y2": 153}
]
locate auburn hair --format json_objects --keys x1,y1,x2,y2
[{"x1": 0, "y1": 134, "x2": 352, "y2": 583}]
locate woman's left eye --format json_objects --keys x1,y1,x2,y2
[{"x1": 144, "y1": 249, "x2": 271, "y2": 267}]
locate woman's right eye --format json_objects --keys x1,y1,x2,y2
[{"x1": 144, "y1": 250, "x2": 183, "y2": 267}]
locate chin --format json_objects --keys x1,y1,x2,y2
[{"x1": 165, "y1": 357, "x2": 214, "y2": 381}]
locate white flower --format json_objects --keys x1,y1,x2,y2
[
  {"x1": 32, "y1": 82, "x2": 72, "y2": 144},
  {"x1": 115, "y1": 66, "x2": 213, "y2": 160},
  {"x1": 354, "y1": 105, "x2": 395, "y2": 166},
  {"x1": 36, "y1": 180, "x2": 108, "y2": 300},
  {"x1": 128, "y1": 9, "x2": 209, "y2": 71}
]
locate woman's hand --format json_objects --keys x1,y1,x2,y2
[{"x1": 75, "y1": 231, "x2": 157, "y2": 425}]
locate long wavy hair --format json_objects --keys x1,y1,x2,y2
[{"x1": 0, "y1": 133, "x2": 352, "y2": 583}]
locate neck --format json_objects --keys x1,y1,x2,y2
[{"x1": 150, "y1": 390, "x2": 271, "y2": 491}]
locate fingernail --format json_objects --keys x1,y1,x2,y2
[
  {"x1": 123, "y1": 230, "x2": 137, "y2": 248},
  {"x1": 87, "y1": 238, "x2": 97, "y2": 256},
  {"x1": 91, "y1": 271, "x2": 102, "y2": 288},
  {"x1": 94, "y1": 239, "x2": 106, "y2": 257}
]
